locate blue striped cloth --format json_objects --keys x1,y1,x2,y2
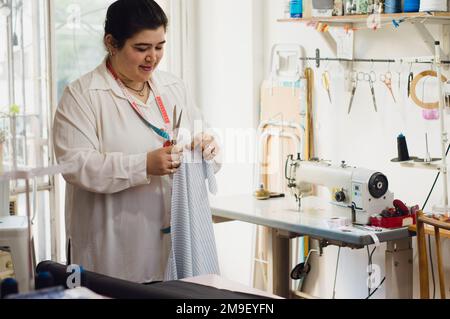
[{"x1": 164, "y1": 151, "x2": 220, "y2": 280}]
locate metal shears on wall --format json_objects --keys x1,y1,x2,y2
[
  {"x1": 358, "y1": 71, "x2": 377, "y2": 112},
  {"x1": 380, "y1": 71, "x2": 396, "y2": 103},
  {"x1": 322, "y1": 71, "x2": 332, "y2": 103}
]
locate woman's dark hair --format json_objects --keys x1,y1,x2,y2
[{"x1": 104, "y1": 0, "x2": 168, "y2": 49}]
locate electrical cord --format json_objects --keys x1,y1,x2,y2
[
  {"x1": 366, "y1": 246, "x2": 371, "y2": 297},
  {"x1": 332, "y1": 247, "x2": 341, "y2": 299},
  {"x1": 366, "y1": 246, "x2": 383, "y2": 299},
  {"x1": 421, "y1": 143, "x2": 450, "y2": 299},
  {"x1": 421, "y1": 143, "x2": 450, "y2": 210},
  {"x1": 366, "y1": 277, "x2": 386, "y2": 299}
]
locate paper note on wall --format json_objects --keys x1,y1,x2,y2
[{"x1": 334, "y1": 28, "x2": 354, "y2": 60}]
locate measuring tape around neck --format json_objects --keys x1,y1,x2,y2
[{"x1": 106, "y1": 59, "x2": 172, "y2": 142}]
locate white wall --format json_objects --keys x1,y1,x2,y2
[
  {"x1": 193, "y1": 0, "x2": 265, "y2": 285},
  {"x1": 194, "y1": 0, "x2": 450, "y2": 298}
]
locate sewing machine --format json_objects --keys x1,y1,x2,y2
[{"x1": 285, "y1": 156, "x2": 394, "y2": 224}]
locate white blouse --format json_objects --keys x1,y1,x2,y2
[{"x1": 53, "y1": 58, "x2": 218, "y2": 283}]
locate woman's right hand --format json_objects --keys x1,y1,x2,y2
[{"x1": 146, "y1": 145, "x2": 183, "y2": 176}]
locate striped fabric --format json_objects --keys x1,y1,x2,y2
[{"x1": 164, "y1": 151, "x2": 220, "y2": 280}]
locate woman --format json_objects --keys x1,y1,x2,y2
[{"x1": 53, "y1": 0, "x2": 220, "y2": 283}]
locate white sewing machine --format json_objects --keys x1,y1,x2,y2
[{"x1": 285, "y1": 157, "x2": 394, "y2": 224}]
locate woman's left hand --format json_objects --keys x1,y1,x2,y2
[{"x1": 188, "y1": 133, "x2": 220, "y2": 161}]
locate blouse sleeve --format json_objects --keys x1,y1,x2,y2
[{"x1": 53, "y1": 85, "x2": 151, "y2": 194}]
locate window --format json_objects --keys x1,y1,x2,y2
[
  {"x1": 1, "y1": 0, "x2": 175, "y2": 266},
  {"x1": 0, "y1": 0, "x2": 53, "y2": 263},
  {"x1": 54, "y1": 0, "x2": 170, "y2": 100}
]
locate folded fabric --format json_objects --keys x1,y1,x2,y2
[{"x1": 164, "y1": 150, "x2": 220, "y2": 280}]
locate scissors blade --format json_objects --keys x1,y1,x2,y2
[
  {"x1": 176, "y1": 109, "x2": 183, "y2": 129},
  {"x1": 347, "y1": 87, "x2": 356, "y2": 114},
  {"x1": 172, "y1": 105, "x2": 177, "y2": 131},
  {"x1": 388, "y1": 87, "x2": 397, "y2": 103},
  {"x1": 327, "y1": 90, "x2": 332, "y2": 103},
  {"x1": 371, "y1": 87, "x2": 377, "y2": 112},
  {"x1": 172, "y1": 109, "x2": 183, "y2": 144},
  {"x1": 390, "y1": 91, "x2": 397, "y2": 103}
]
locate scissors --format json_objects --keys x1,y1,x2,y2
[
  {"x1": 322, "y1": 71, "x2": 332, "y2": 103},
  {"x1": 357, "y1": 71, "x2": 378, "y2": 112},
  {"x1": 347, "y1": 72, "x2": 358, "y2": 114},
  {"x1": 380, "y1": 71, "x2": 396, "y2": 103},
  {"x1": 170, "y1": 105, "x2": 183, "y2": 145},
  {"x1": 407, "y1": 72, "x2": 414, "y2": 97}
]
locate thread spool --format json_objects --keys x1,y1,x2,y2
[
  {"x1": 290, "y1": 0, "x2": 303, "y2": 18},
  {"x1": 397, "y1": 134, "x2": 410, "y2": 161},
  {"x1": 384, "y1": 0, "x2": 401, "y2": 13},
  {"x1": 420, "y1": 0, "x2": 448, "y2": 12},
  {"x1": 391, "y1": 134, "x2": 417, "y2": 162},
  {"x1": 404, "y1": 0, "x2": 420, "y2": 12}
]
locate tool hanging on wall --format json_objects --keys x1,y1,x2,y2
[
  {"x1": 347, "y1": 71, "x2": 378, "y2": 114},
  {"x1": 321, "y1": 71, "x2": 332, "y2": 103},
  {"x1": 303, "y1": 67, "x2": 315, "y2": 266},
  {"x1": 380, "y1": 71, "x2": 397, "y2": 103},
  {"x1": 410, "y1": 70, "x2": 448, "y2": 109},
  {"x1": 360, "y1": 71, "x2": 378, "y2": 112},
  {"x1": 304, "y1": 67, "x2": 315, "y2": 160},
  {"x1": 407, "y1": 72, "x2": 414, "y2": 97},
  {"x1": 347, "y1": 71, "x2": 358, "y2": 114}
]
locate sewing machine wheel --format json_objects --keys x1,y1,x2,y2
[
  {"x1": 290, "y1": 262, "x2": 311, "y2": 280},
  {"x1": 368, "y1": 173, "x2": 389, "y2": 199}
]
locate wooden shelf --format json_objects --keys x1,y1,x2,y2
[
  {"x1": 278, "y1": 12, "x2": 450, "y2": 25},
  {"x1": 277, "y1": 11, "x2": 450, "y2": 66}
]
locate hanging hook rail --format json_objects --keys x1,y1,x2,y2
[
  {"x1": 304, "y1": 49, "x2": 450, "y2": 68},
  {"x1": 301, "y1": 57, "x2": 450, "y2": 67}
]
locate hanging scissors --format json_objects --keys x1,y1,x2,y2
[
  {"x1": 380, "y1": 71, "x2": 396, "y2": 103},
  {"x1": 407, "y1": 72, "x2": 414, "y2": 98},
  {"x1": 347, "y1": 72, "x2": 358, "y2": 114},
  {"x1": 170, "y1": 105, "x2": 183, "y2": 145},
  {"x1": 322, "y1": 70, "x2": 332, "y2": 103},
  {"x1": 358, "y1": 71, "x2": 378, "y2": 112}
]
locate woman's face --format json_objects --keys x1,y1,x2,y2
[{"x1": 111, "y1": 26, "x2": 166, "y2": 83}]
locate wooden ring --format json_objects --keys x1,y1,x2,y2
[{"x1": 410, "y1": 70, "x2": 447, "y2": 110}]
